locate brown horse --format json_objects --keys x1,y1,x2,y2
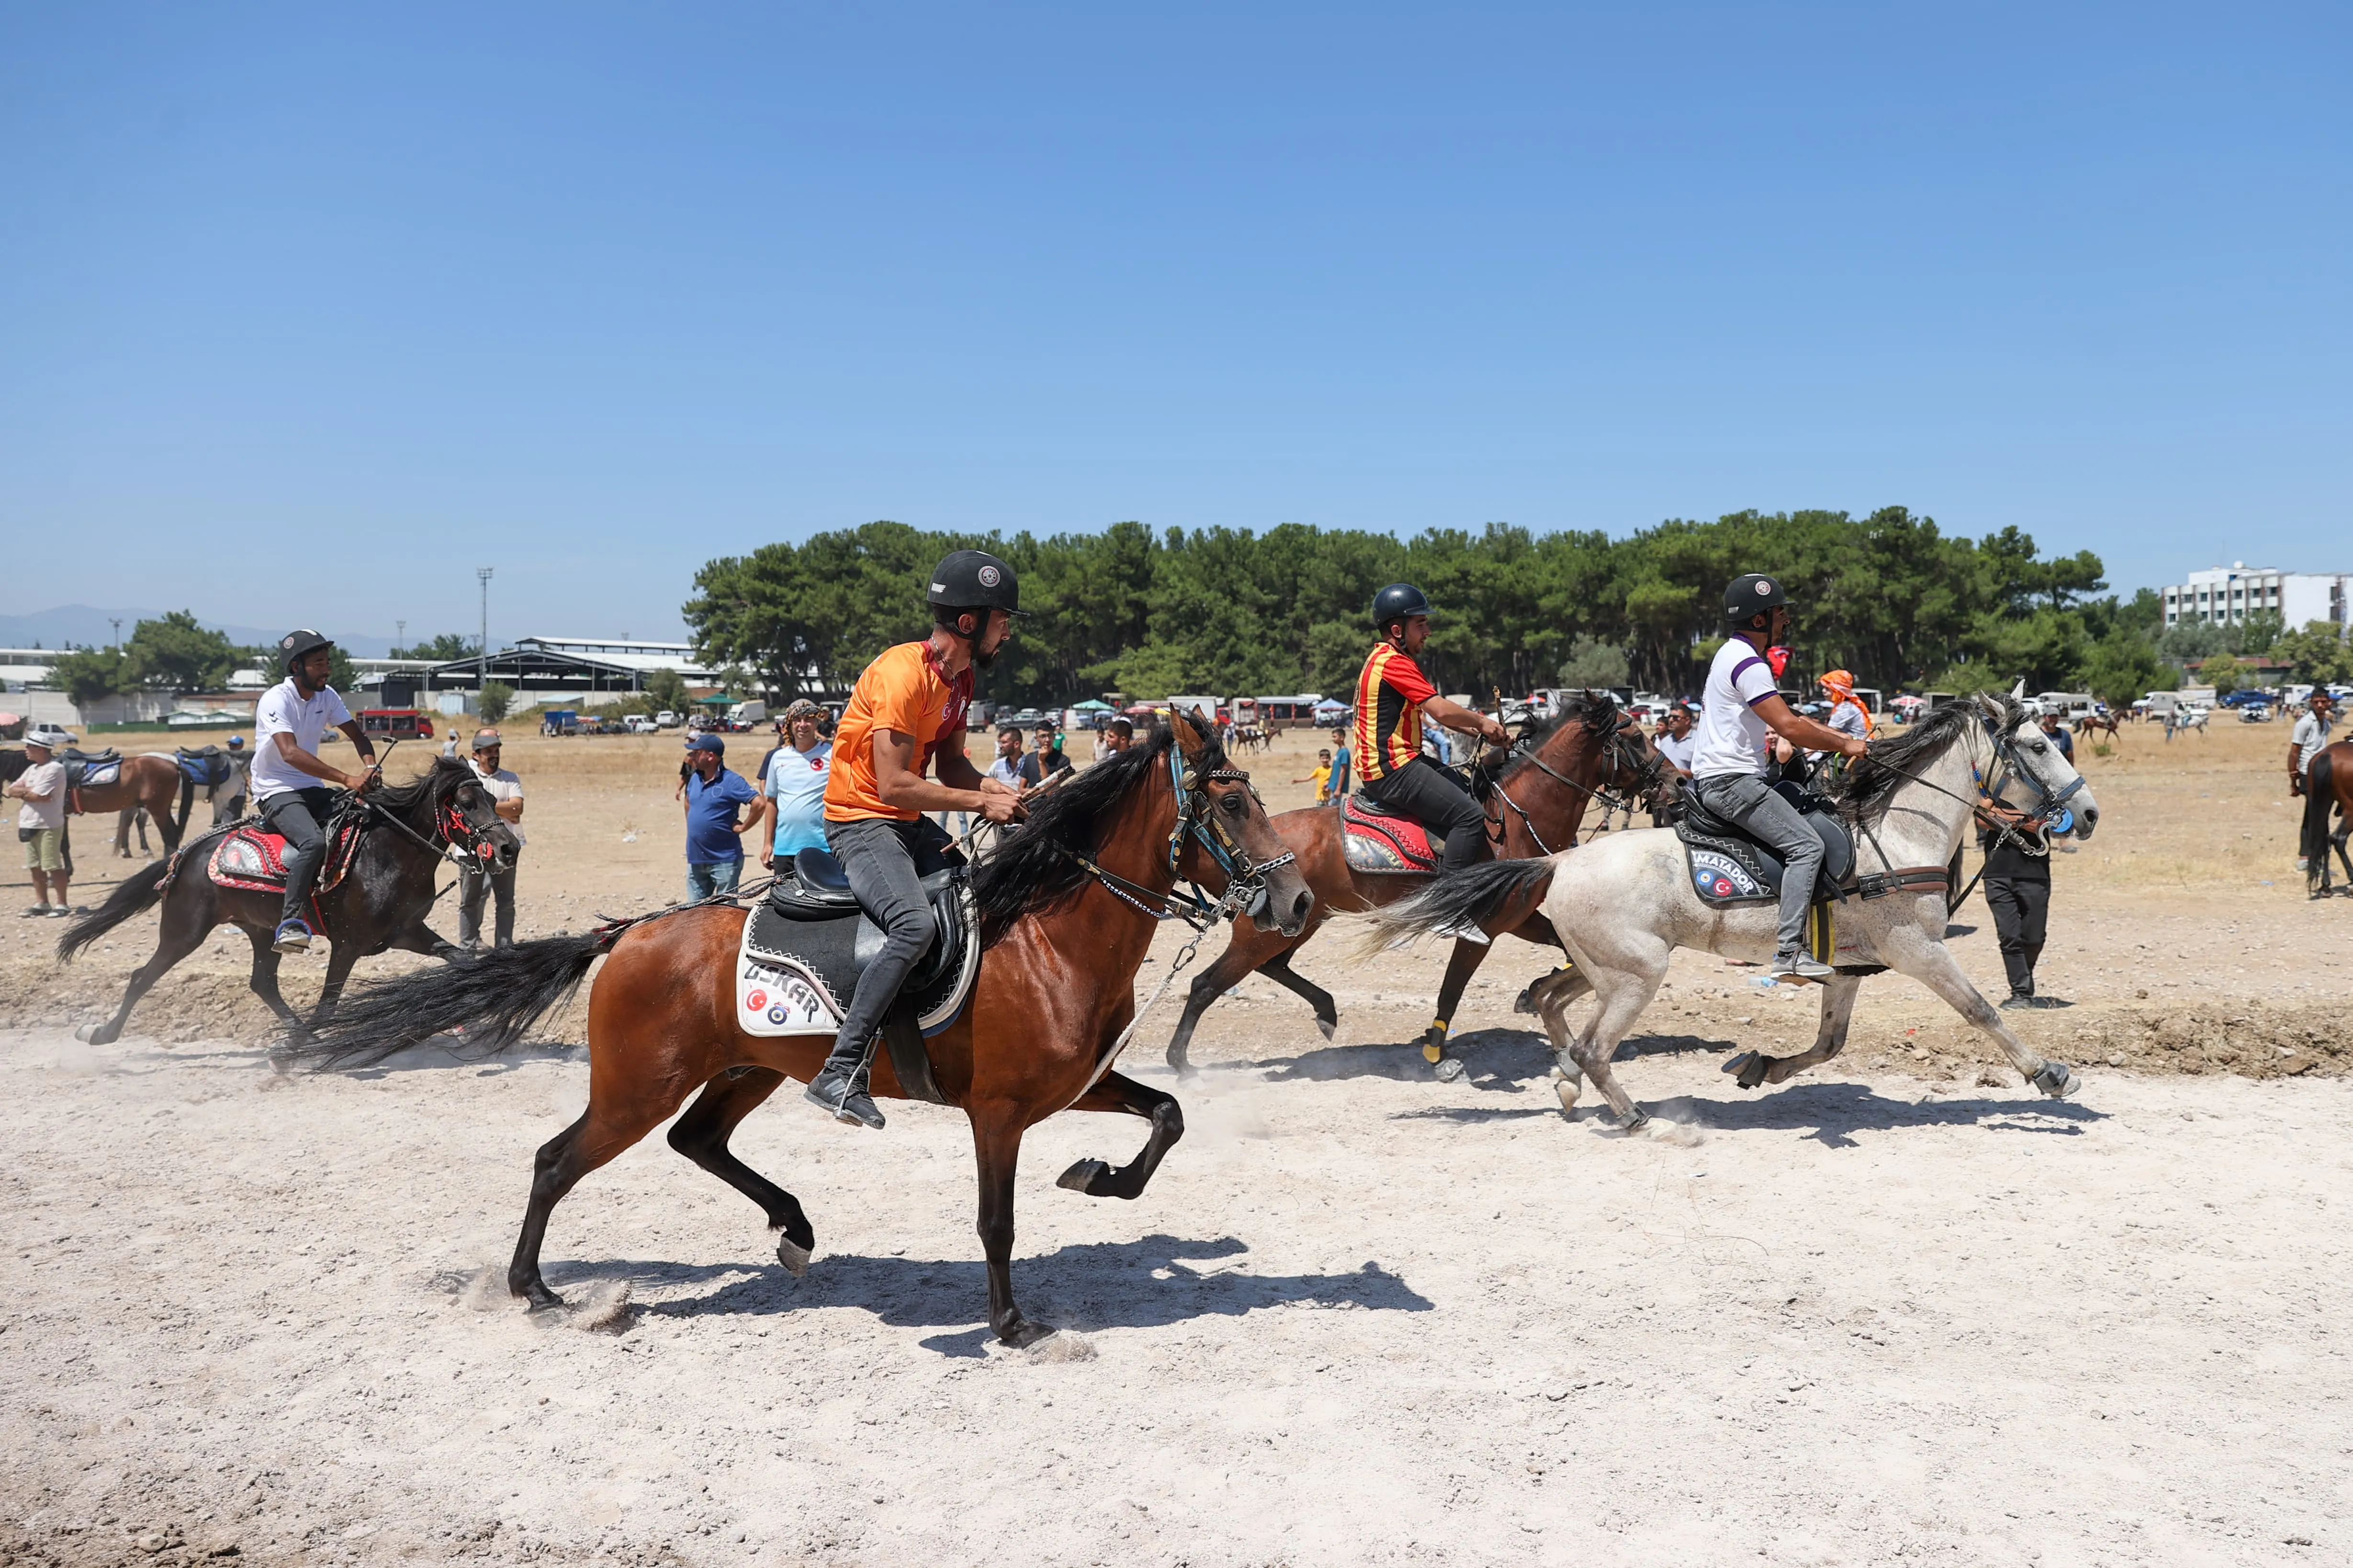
[
  {"x1": 2076, "y1": 712, "x2": 2121, "y2": 743},
  {"x1": 0, "y1": 748, "x2": 193, "y2": 854},
  {"x1": 2301, "y1": 740, "x2": 2353, "y2": 897},
  {"x1": 1162, "y1": 694, "x2": 1675, "y2": 1081},
  {"x1": 294, "y1": 711, "x2": 1311, "y2": 1347}
]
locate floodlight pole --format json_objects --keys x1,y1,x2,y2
[{"x1": 477, "y1": 568, "x2": 494, "y2": 698}]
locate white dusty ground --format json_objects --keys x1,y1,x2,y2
[{"x1": 6, "y1": 994, "x2": 2350, "y2": 1568}]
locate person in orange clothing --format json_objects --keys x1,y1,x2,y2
[
  {"x1": 1352, "y1": 583, "x2": 1509, "y2": 937},
  {"x1": 805, "y1": 549, "x2": 1027, "y2": 1130}
]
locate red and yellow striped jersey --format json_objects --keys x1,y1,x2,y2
[{"x1": 1351, "y1": 641, "x2": 1439, "y2": 783}]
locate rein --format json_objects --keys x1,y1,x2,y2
[
  {"x1": 1061, "y1": 744, "x2": 1296, "y2": 929},
  {"x1": 1486, "y1": 718, "x2": 1662, "y2": 854}
]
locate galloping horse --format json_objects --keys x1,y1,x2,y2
[
  {"x1": 2301, "y1": 740, "x2": 2353, "y2": 897},
  {"x1": 58, "y1": 758, "x2": 518, "y2": 1052},
  {"x1": 2076, "y1": 711, "x2": 2121, "y2": 743},
  {"x1": 1162, "y1": 694, "x2": 1674, "y2": 1081},
  {"x1": 0, "y1": 748, "x2": 192, "y2": 853},
  {"x1": 1366, "y1": 695, "x2": 2099, "y2": 1130},
  {"x1": 295, "y1": 712, "x2": 1311, "y2": 1347}
]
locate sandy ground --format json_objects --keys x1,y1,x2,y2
[{"x1": 4, "y1": 715, "x2": 2351, "y2": 1565}]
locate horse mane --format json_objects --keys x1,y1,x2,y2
[
  {"x1": 972, "y1": 720, "x2": 1214, "y2": 949},
  {"x1": 1469, "y1": 690, "x2": 1621, "y2": 798},
  {"x1": 371, "y1": 755, "x2": 473, "y2": 820},
  {"x1": 1830, "y1": 693, "x2": 2020, "y2": 825}
]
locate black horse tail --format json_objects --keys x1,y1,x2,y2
[
  {"x1": 1349, "y1": 857, "x2": 1557, "y2": 960},
  {"x1": 57, "y1": 858, "x2": 174, "y2": 962},
  {"x1": 290, "y1": 931, "x2": 608, "y2": 1070},
  {"x1": 2305, "y1": 750, "x2": 2338, "y2": 873},
  {"x1": 173, "y1": 772, "x2": 196, "y2": 847}
]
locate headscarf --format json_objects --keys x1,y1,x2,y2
[{"x1": 1819, "y1": 669, "x2": 1874, "y2": 736}]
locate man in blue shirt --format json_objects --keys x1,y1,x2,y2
[{"x1": 681, "y1": 733, "x2": 759, "y2": 902}]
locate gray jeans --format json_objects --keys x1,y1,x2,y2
[
  {"x1": 824, "y1": 816, "x2": 950, "y2": 1069},
  {"x1": 459, "y1": 860, "x2": 517, "y2": 948},
  {"x1": 1691, "y1": 772, "x2": 1823, "y2": 956}
]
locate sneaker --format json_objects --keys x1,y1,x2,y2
[
  {"x1": 1999, "y1": 993, "x2": 2035, "y2": 1010},
  {"x1": 1768, "y1": 952, "x2": 1833, "y2": 981},
  {"x1": 45, "y1": 906, "x2": 73, "y2": 918},
  {"x1": 1434, "y1": 920, "x2": 1492, "y2": 946},
  {"x1": 804, "y1": 1064, "x2": 885, "y2": 1130},
  {"x1": 20, "y1": 905, "x2": 52, "y2": 919},
  {"x1": 271, "y1": 919, "x2": 313, "y2": 955}
]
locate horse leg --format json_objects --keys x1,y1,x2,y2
[
  {"x1": 1164, "y1": 923, "x2": 1296, "y2": 1077},
  {"x1": 113, "y1": 808, "x2": 138, "y2": 859},
  {"x1": 1419, "y1": 938, "x2": 1494, "y2": 1082},
  {"x1": 1527, "y1": 963, "x2": 1591, "y2": 1108},
  {"x1": 1564, "y1": 955, "x2": 1669, "y2": 1131},
  {"x1": 74, "y1": 896, "x2": 213, "y2": 1046},
  {"x1": 666, "y1": 1069, "x2": 816, "y2": 1275},
  {"x1": 243, "y1": 932, "x2": 312, "y2": 1071},
  {"x1": 1730, "y1": 973, "x2": 1862, "y2": 1089},
  {"x1": 971, "y1": 1109, "x2": 1049, "y2": 1346},
  {"x1": 1882, "y1": 931, "x2": 2072, "y2": 1097},
  {"x1": 511, "y1": 1091, "x2": 686, "y2": 1310},
  {"x1": 1258, "y1": 952, "x2": 1339, "y2": 1041},
  {"x1": 1056, "y1": 1070, "x2": 1183, "y2": 1200},
  {"x1": 389, "y1": 916, "x2": 462, "y2": 960},
  {"x1": 307, "y1": 941, "x2": 360, "y2": 1031}
]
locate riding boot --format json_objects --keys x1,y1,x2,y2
[{"x1": 804, "y1": 1035, "x2": 885, "y2": 1129}]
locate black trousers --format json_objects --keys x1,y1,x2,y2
[
  {"x1": 261, "y1": 786, "x2": 336, "y2": 929},
  {"x1": 1360, "y1": 756, "x2": 1487, "y2": 874},
  {"x1": 823, "y1": 816, "x2": 954, "y2": 1070},
  {"x1": 1983, "y1": 874, "x2": 2050, "y2": 997}
]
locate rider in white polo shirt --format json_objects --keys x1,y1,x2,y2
[
  {"x1": 250, "y1": 629, "x2": 378, "y2": 954},
  {"x1": 1688, "y1": 575, "x2": 1868, "y2": 980}
]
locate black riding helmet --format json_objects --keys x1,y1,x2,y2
[
  {"x1": 277, "y1": 627, "x2": 335, "y2": 674},
  {"x1": 929, "y1": 550, "x2": 1026, "y2": 621},
  {"x1": 1372, "y1": 582, "x2": 1433, "y2": 634},
  {"x1": 1722, "y1": 573, "x2": 1788, "y2": 632}
]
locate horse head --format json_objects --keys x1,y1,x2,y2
[
  {"x1": 1168, "y1": 706, "x2": 1312, "y2": 936},
  {"x1": 1977, "y1": 693, "x2": 2099, "y2": 841}
]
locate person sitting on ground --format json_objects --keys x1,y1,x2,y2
[
  {"x1": 252, "y1": 630, "x2": 380, "y2": 954},
  {"x1": 1352, "y1": 583, "x2": 1511, "y2": 940},
  {"x1": 757, "y1": 699, "x2": 833, "y2": 871},
  {"x1": 1686, "y1": 575, "x2": 1866, "y2": 981},
  {"x1": 1294, "y1": 748, "x2": 1335, "y2": 804},
  {"x1": 6, "y1": 724, "x2": 72, "y2": 917}
]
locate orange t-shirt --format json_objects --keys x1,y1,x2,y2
[{"x1": 824, "y1": 641, "x2": 975, "y2": 823}]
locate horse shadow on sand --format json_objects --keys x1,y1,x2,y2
[
  {"x1": 546, "y1": 1232, "x2": 1432, "y2": 1357},
  {"x1": 1242, "y1": 1023, "x2": 1730, "y2": 1092},
  {"x1": 317, "y1": 1034, "x2": 584, "y2": 1080}
]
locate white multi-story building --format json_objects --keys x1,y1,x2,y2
[{"x1": 2160, "y1": 563, "x2": 2351, "y2": 630}]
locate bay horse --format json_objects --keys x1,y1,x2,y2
[
  {"x1": 293, "y1": 711, "x2": 1311, "y2": 1347},
  {"x1": 57, "y1": 758, "x2": 518, "y2": 1052},
  {"x1": 1364, "y1": 695, "x2": 2099, "y2": 1131},
  {"x1": 0, "y1": 748, "x2": 192, "y2": 853},
  {"x1": 2301, "y1": 740, "x2": 2353, "y2": 897},
  {"x1": 2075, "y1": 711, "x2": 2120, "y2": 743},
  {"x1": 1162, "y1": 694, "x2": 1675, "y2": 1081}
]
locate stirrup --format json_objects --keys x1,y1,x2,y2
[{"x1": 271, "y1": 918, "x2": 313, "y2": 954}]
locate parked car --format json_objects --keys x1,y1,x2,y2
[
  {"x1": 623, "y1": 714, "x2": 658, "y2": 734},
  {"x1": 2239, "y1": 705, "x2": 2275, "y2": 723},
  {"x1": 2220, "y1": 689, "x2": 2272, "y2": 709},
  {"x1": 654, "y1": 710, "x2": 681, "y2": 729}
]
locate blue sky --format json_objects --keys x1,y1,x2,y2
[{"x1": 2, "y1": 2, "x2": 2345, "y2": 646}]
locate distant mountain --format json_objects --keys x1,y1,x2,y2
[{"x1": 0, "y1": 605, "x2": 394, "y2": 658}]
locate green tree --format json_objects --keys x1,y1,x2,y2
[
  {"x1": 126, "y1": 610, "x2": 239, "y2": 692},
  {"x1": 1555, "y1": 636, "x2": 1630, "y2": 689},
  {"x1": 392, "y1": 632, "x2": 477, "y2": 661},
  {"x1": 2270, "y1": 620, "x2": 2353, "y2": 685},
  {"x1": 48, "y1": 647, "x2": 134, "y2": 706},
  {"x1": 2198, "y1": 655, "x2": 2251, "y2": 694},
  {"x1": 645, "y1": 668, "x2": 690, "y2": 714},
  {"x1": 477, "y1": 683, "x2": 515, "y2": 725},
  {"x1": 2079, "y1": 627, "x2": 2170, "y2": 709}
]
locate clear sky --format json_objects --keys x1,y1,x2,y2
[{"x1": 3, "y1": 2, "x2": 2345, "y2": 645}]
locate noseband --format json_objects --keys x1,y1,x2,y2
[
  {"x1": 1065, "y1": 744, "x2": 1298, "y2": 929},
  {"x1": 1488, "y1": 717, "x2": 1666, "y2": 856}
]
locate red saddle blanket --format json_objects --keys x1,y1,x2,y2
[
  {"x1": 1339, "y1": 796, "x2": 1441, "y2": 875},
  {"x1": 208, "y1": 818, "x2": 365, "y2": 898}
]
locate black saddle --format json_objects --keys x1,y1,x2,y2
[
  {"x1": 1676, "y1": 782, "x2": 1855, "y2": 907},
  {"x1": 750, "y1": 850, "x2": 973, "y2": 1104},
  {"x1": 59, "y1": 747, "x2": 123, "y2": 789}
]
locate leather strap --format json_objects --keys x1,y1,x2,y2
[
  {"x1": 1855, "y1": 866, "x2": 1951, "y2": 900},
  {"x1": 881, "y1": 999, "x2": 948, "y2": 1105}
]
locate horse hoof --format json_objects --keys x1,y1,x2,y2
[
  {"x1": 72, "y1": 1023, "x2": 105, "y2": 1045},
  {"x1": 776, "y1": 1237, "x2": 811, "y2": 1277},
  {"x1": 2032, "y1": 1062, "x2": 2077, "y2": 1099},
  {"x1": 1057, "y1": 1158, "x2": 1110, "y2": 1194},
  {"x1": 995, "y1": 1317, "x2": 1055, "y2": 1350},
  {"x1": 1433, "y1": 1055, "x2": 1466, "y2": 1084},
  {"x1": 1316, "y1": 1016, "x2": 1337, "y2": 1042},
  {"x1": 1554, "y1": 1076, "x2": 1580, "y2": 1112}
]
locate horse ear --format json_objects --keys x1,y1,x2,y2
[
  {"x1": 1170, "y1": 706, "x2": 1209, "y2": 762},
  {"x1": 2008, "y1": 679, "x2": 2027, "y2": 701}
]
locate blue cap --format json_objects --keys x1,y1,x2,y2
[
  {"x1": 686, "y1": 733, "x2": 724, "y2": 754},
  {"x1": 227, "y1": 734, "x2": 245, "y2": 747}
]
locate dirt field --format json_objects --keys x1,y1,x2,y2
[{"x1": 4, "y1": 715, "x2": 2349, "y2": 1565}]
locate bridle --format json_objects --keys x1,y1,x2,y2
[
  {"x1": 1851, "y1": 706, "x2": 2085, "y2": 864},
  {"x1": 1487, "y1": 715, "x2": 1668, "y2": 856},
  {"x1": 1062, "y1": 740, "x2": 1298, "y2": 931}
]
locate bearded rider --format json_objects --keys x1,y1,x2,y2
[
  {"x1": 251, "y1": 629, "x2": 379, "y2": 954},
  {"x1": 1687, "y1": 575, "x2": 1867, "y2": 981},
  {"x1": 805, "y1": 550, "x2": 1027, "y2": 1129},
  {"x1": 1352, "y1": 583, "x2": 1511, "y2": 941}
]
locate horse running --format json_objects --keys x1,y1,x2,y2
[
  {"x1": 1364, "y1": 695, "x2": 2099, "y2": 1130},
  {"x1": 295, "y1": 712, "x2": 1311, "y2": 1346},
  {"x1": 58, "y1": 758, "x2": 518, "y2": 1052},
  {"x1": 1163, "y1": 695, "x2": 1674, "y2": 1080},
  {"x1": 2301, "y1": 740, "x2": 2353, "y2": 897},
  {"x1": 0, "y1": 749, "x2": 192, "y2": 854}
]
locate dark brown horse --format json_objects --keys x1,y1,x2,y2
[
  {"x1": 1162, "y1": 694, "x2": 1675, "y2": 1081},
  {"x1": 57, "y1": 759, "x2": 518, "y2": 1051},
  {"x1": 294, "y1": 711, "x2": 1311, "y2": 1347},
  {"x1": 0, "y1": 748, "x2": 194, "y2": 854},
  {"x1": 2301, "y1": 740, "x2": 2353, "y2": 897}
]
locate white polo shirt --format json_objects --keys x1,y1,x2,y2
[
  {"x1": 249, "y1": 678, "x2": 353, "y2": 802},
  {"x1": 1691, "y1": 638, "x2": 1782, "y2": 780}
]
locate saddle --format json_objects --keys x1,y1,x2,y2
[
  {"x1": 1676, "y1": 783, "x2": 1855, "y2": 908},
  {"x1": 208, "y1": 815, "x2": 366, "y2": 908},
  {"x1": 60, "y1": 747, "x2": 122, "y2": 791},
  {"x1": 1339, "y1": 794, "x2": 1441, "y2": 875},
  {"x1": 734, "y1": 847, "x2": 978, "y2": 1104},
  {"x1": 176, "y1": 746, "x2": 231, "y2": 789}
]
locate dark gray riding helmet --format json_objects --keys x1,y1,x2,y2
[
  {"x1": 1723, "y1": 574, "x2": 1788, "y2": 630},
  {"x1": 1372, "y1": 583, "x2": 1433, "y2": 632},
  {"x1": 928, "y1": 551, "x2": 1026, "y2": 619},
  {"x1": 278, "y1": 627, "x2": 335, "y2": 673}
]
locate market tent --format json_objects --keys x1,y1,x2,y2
[{"x1": 1071, "y1": 699, "x2": 1112, "y2": 712}]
